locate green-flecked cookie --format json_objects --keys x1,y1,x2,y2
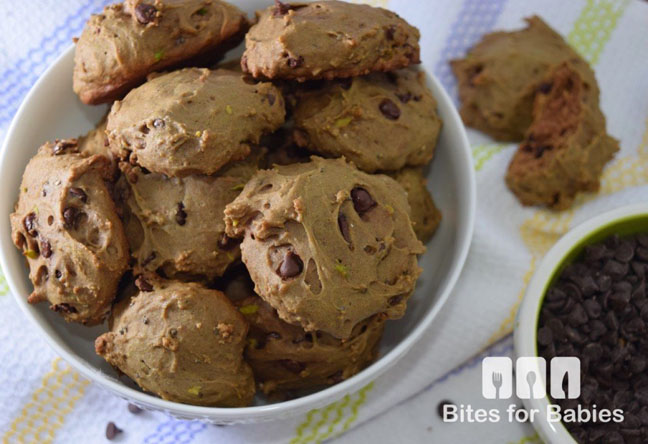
[
  {"x1": 293, "y1": 68, "x2": 442, "y2": 173},
  {"x1": 451, "y1": 16, "x2": 599, "y2": 142},
  {"x1": 224, "y1": 157, "x2": 424, "y2": 339},
  {"x1": 107, "y1": 68, "x2": 285, "y2": 177},
  {"x1": 95, "y1": 275, "x2": 255, "y2": 407},
  {"x1": 242, "y1": 0, "x2": 420, "y2": 81},
  {"x1": 74, "y1": 0, "x2": 249, "y2": 104}
]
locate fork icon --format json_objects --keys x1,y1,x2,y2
[
  {"x1": 492, "y1": 372, "x2": 503, "y2": 399},
  {"x1": 482, "y1": 357, "x2": 512, "y2": 399}
]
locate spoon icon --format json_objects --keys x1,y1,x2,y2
[{"x1": 526, "y1": 371, "x2": 537, "y2": 398}]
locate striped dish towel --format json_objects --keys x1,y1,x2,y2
[{"x1": 0, "y1": 0, "x2": 647, "y2": 443}]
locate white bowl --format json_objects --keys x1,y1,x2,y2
[
  {"x1": 0, "y1": 28, "x2": 475, "y2": 425},
  {"x1": 514, "y1": 203, "x2": 648, "y2": 443}
]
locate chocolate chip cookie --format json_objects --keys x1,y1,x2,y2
[
  {"x1": 292, "y1": 68, "x2": 441, "y2": 172},
  {"x1": 506, "y1": 63, "x2": 619, "y2": 210},
  {"x1": 95, "y1": 275, "x2": 255, "y2": 406},
  {"x1": 451, "y1": 16, "x2": 598, "y2": 141},
  {"x1": 235, "y1": 293, "x2": 384, "y2": 395},
  {"x1": 242, "y1": 1, "x2": 420, "y2": 81},
  {"x1": 10, "y1": 141, "x2": 129, "y2": 325},
  {"x1": 73, "y1": 0, "x2": 249, "y2": 104},
  {"x1": 389, "y1": 167, "x2": 441, "y2": 243},
  {"x1": 224, "y1": 157, "x2": 424, "y2": 339},
  {"x1": 107, "y1": 68, "x2": 285, "y2": 177},
  {"x1": 117, "y1": 150, "x2": 265, "y2": 280}
]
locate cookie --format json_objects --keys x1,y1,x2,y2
[
  {"x1": 10, "y1": 141, "x2": 129, "y2": 325},
  {"x1": 73, "y1": 0, "x2": 249, "y2": 104},
  {"x1": 95, "y1": 275, "x2": 255, "y2": 406},
  {"x1": 242, "y1": 1, "x2": 420, "y2": 81},
  {"x1": 451, "y1": 16, "x2": 598, "y2": 141},
  {"x1": 389, "y1": 167, "x2": 441, "y2": 243},
  {"x1": 235, "y1": 294, "x2": 384, "y2": 395},
  {"x1": 224, "y1": 157, "x2": 424, "y2": 338},
  {"x1": 77, "y1": 117, "x2": 119, "y2": 178},
  {"x1": 506, "y1": 63, "x2": 619, "y2": 210},
  {"x1": 107, "y1": 68, "x2": 285, "y2": 177},
  {"x1": 293, "y1": 68, "x2": 442, "y2": 172},
  {"x1": 117, "y1": 149, "x2": 266, "y2": 280}
]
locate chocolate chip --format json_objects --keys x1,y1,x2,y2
[
  {"x1": 135, "y1": 275, "x2": 153, "y2": 292},
  {"x1": 537, "y1": 82, "x2": 553, "y2": 94},
  {"x1": 336, "y1": 78, "x2": 352, "y2": 90},
  {"x1": 583, "y1": 299, "x2": 601, "y2": 319},
  {"x1": 534, "y1": 145, "x2": 553, "y2": 158},
  {"x1": 338, "y1": 213, "x2": 351, "y2": 243},
  {"x1": 395, "y1": 92, "x2": 412, "y2": 103},
  {"x1": 385, "y1": 25, "x2": 396, "y2": 40},
  {"x1": 350, "y1": 187, "x2": 376, "y2": 216},
  {"x1": 537, "y1": 326, "x2": 553, "y2": 346},
  {"x1": 24, "y1": 212, "x2": 37, "y2": 237},
  {"x1": 153, "y1": 118, "x2": 165, "y2": 128},
  {"x1": 105, "y1": 422, "x2": 122, "y2": 440},
  {"x1": 616, "y1": 241, "x2": 635, "y2": 262},
  {"x1": 583, "y1": 343, "x2": 603, "y2": 361},
  {"x1": 637, "y1": 247, "x2": 648, "y2": 262},
  {"x1": 329, "y1": 370, "x2": 344, "y2": 383},
  {"x1": 40, "y1": 240, "x2": 52, "y2": 258},
  {"x1": 287, "y1": 56, "x2": 304, "y2": 68},
  {"x1": 273, "y1": 0, "x2": 291, "y2": 16},
  {"x1": 539, "y1": 233, "x2": 648, "y2": 440},
  {"x1": 266, "y1": 93, "x2": 276, "y2": 106},
  {"x1": 55, "y1": 270, "x2": 62, "y2": 279},
  {"x1": 68, "y1": 187, "x2": 87, "y2": 203},
  {"x1": 175, "y1": 202, "x2": 187, "y2": 226},
  {"x1": 218, "y1": 233, "x2": 239, "y2": 250},
  {"x1": 568, "y1": 303, "x2": 588, "y2": 326},
  {"x1": 127, "y1": 403, "x2": 142, "y2": 414},
  {"x1": 378, "y1": 98, "x2": 400, "y2": 120},
  {"x1": 134, "y1": 3, "x2": 157, "y2": 24},
  {"x1": 280, "y1": 359, "x2": 305, "y2": 374},
  {"x1": 277, "y1": 251, "x2": 303, "y2": 279},
  {"x1": 388, "y1": 295, "x2": 403, "y2": 306},
  {"x1": 63, "y1": 207, "x2": 78, "y2": 228},
  {"x1": 142, "y1": 252, "x2": 156, "y2": 266},
  {"x1": 52, "y1": 303, "x2": 77, "y2": 314},
  {"x1": 52, "y1": 139, "x2": 77, "y2": 155},
  {"x1": 267, "y1": 332, "x2": 282, "y2": 340}
]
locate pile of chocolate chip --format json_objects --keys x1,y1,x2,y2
[{"x1": 538, "y1": 233, "x2": 648, "y2": 443}]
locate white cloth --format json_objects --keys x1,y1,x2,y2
[{"x1": 0, "y1": 1, "x2": 646, "y2": 443}]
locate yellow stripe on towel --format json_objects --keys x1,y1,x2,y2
[{"x1": 3, "y1": 358, "x2": 89, "y2": 444}]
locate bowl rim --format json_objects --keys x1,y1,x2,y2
[
  {"x1": 0, "y1": 44, "x2": 476, "y2": 420},
  {"x1": 514, "y1": 203, "x2": 648, "y2": 443}
]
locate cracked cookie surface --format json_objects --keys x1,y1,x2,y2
[
  {"x1": 10, "y1": 141, "x2": 129, "y2": 324},
  {"x1": 117, "y1": 150, "x2": 265, "y2": 280},
  {"x1": 107, "y1": 68, "x2": 284, "y2": 177},
  {"x1": 506, "y1": 63, "x2": 619, "y2": 210},
  {"x1": 95, "y1": 275, "x2": 255, "y2": 406},
  {"x1": 224, "y1": 156, "x2": 424, "y2": 338},
  {"x1": 293, "y1": 68, "x2": 442, "y2": 172},
  {"x1": 73, "y1": 0, "x2": 249, "y2": 104},
  {"x1": 242, "y1": 1, "x2": 420, "y2": 81},
  {"x1": 451, "y1": 16, "x2": 598, "y2": 142}
]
